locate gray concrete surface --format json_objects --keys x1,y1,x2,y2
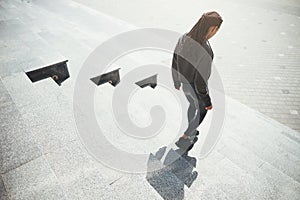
[
  {"x1": 73, "y1": 0, "x2": 300, "y2": 133},
  {"x1": 0, "y1": 0, "x2": 300, "y2": 199}
]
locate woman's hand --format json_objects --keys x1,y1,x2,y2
[
  {"x1": 205, "y1": 105, "x2": 213, "y2": 110},
  {"x1": 175, "y1": 85, "x2": 181, "y2": 90}
]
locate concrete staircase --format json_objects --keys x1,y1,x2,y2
[{"x1": 0, "y1": 0, "x2": 299, "y2": 199}]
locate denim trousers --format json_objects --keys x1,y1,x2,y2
[{"x1": 182, "y1": 83, "x2": 207, "y2": 136}]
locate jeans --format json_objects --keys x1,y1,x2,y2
[{"x1": 182, "y1": 83, "x2": 207, "y2": 136}]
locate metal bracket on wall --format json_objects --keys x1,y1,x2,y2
[
  {"x1": 90, "y1": 68, "x2": 121, "y2": 87},
  {"x1": 25, "y1": 60, "x2": 70, "y2": 86},
  {"x1": 135, "y1": 74, "x2": 157, "y2": 89}
]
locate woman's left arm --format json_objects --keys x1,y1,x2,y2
[{"x1": 171, "y1": 53, "x2": 181, "y2": 89}]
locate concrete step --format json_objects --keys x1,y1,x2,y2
[
  {"x1": 1, "y1": 0, "x2": 299, "y2": 199},
  {"x1": 223, "y1": 97, "x2": 300, "y2": 183},
  {"x1": 219, "y1": 137, "x2": 300, "y2": 200}
]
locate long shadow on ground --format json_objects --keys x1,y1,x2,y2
[{"x1": 146, "y1": 147, "x2": 198, "y2": 200}]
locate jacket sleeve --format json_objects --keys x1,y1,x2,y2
[
  {"x1": 194, "y1": 56, "x2": 212, "y2": 107},
  {"x1": 171, "y1": 53, "x2": 181, "y2": 88}
]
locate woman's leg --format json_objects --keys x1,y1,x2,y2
[
  {"x1": 186, "y1": 95, "x2": 197, "y2": 122},
  {"x1": 198, "y1": 104, "x2": 207, "y2": 125},
  {"x1": 182, "y1": 84, "x2": 202, "y2": 136}
]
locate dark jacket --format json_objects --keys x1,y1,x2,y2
[{"x1": 172, "y1": 33, "x2": 214, "y2": 107}]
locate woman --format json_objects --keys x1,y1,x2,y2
[{"x1": 172, "y1": 11, "x2": 223, "y2": 151}]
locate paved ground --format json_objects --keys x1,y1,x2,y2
[
  {"x1": 0, "y1": 0, "x2": 300, "y2": 199},
  {"x1": 73, "y1": 0, "x2": 300, "y2": 133}
]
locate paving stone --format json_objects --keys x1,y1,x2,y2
[
  {"x1": 225, "y1": 127, "x2": 300, "y2": 183},
  {"x1": 0, "y1": 5, "x2": 6, "y2": 21},
  {"x1": 0, "y1": 0, "x2": 300, "y2": 199},
  {"x1": 0, "y1": 56, "x2": 43, "y2": 78},
  {"x1": 290, "y1": 110, "x2": 299, "y2": 115},
  {"x1": 259, "y1": 162, "x2": 300, "y2": 200},
  {"x1": 0, "y1": 99, "x2": 20, "y2": 129},
  {"x1": 222, "y1": 99, "x2": 300, "y2": 183},
  {"x1": 183, "y1": 151, "x2": 231, "y2": 200},
  {"x1": 219, "y1": 138, "x2": 279, "y2": 199},
  {"x1": 2, "y1": 156, "x2": 66, "y2": 200},
  {"x1": 43, "y1": 140, "x2": 129, "y2": 200},
  {"x1": 2, "y1": 73, "x2": 79, "y2": 155},
  {"x1": 22, "y1": 36, "x2": 66, "y2": 66},
  {"x1": 17, "y1": 99, "x2": 78, "y2": 154},
  {"x1": 44, "y1": 140, "x2": 102, "y2": 184},
  {"x1": 112, "y1": 174, "x2": 163, "y2": 200},
  {"x1": 0, "y1": 119, "x2": 42, "y2": 174},
  {"x1": 0, "y1": 176, "x2": 9, "y2": 200},
  {"x1": 259, "y1": 144, "x2": 300, "y2": 183},
  {"x1": 185, "y1": 177, "x2": 230, "y2": 200},
  {"x1": 59, "y1": 169, "x2": 161, "y2": 200},
  {"x1": 2, "y1": 74, "x2": 43, "y2": 108},
  {"x1": 191, "y1": 147, "x2": 261, "y2": 199},
  {"x1": 0, "y1": 19, "x2": 29, "y2": 39},
  {"x1": 219, "y1": 137, "x2": 300, "y2": 199},
  {"x1": 217, "y1": 157, "x2": 271, "y2": 200},
  {"x1": 37, "y1": 30, "x2": 91, "y2": 60},
  {"x1": 205, "y1": 169, "x2": 243, "y2": 199},
  {"x1": 0, "y1": 94, "x2": 42, "y2": 174},
  {"x1": 60, "y1": 170, "x2": 118, "y2": 200}
]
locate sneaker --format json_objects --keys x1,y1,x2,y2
[
  {"x1": 175, "y1": 136, "x2": 198, "y2": 151},
  {"x1": 186, "y1": 137, "x2": 198, "y2": 151}
]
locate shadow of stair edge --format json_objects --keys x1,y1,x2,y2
[
  {"x1": 213, "y1": 157, "x2": 295, "y2": 200},
  {"x1": 192, "y1": 148, "x2": 271, "y2": 199},
  {"x1": 225, "y1": 96, "x2": 300, "y2": 160},
  {"x1": 228, "y1": 126, "x2": 300, "y2": 169},
  {"x1": 257, "y1": 112, "x2": 300, "y2": 146},
  {"x1": 219, "y1": 137, "x2": 300, "y2": 190},
  {"x1": 280, "y1": 130, "x2": 300, "y2": 145}
]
